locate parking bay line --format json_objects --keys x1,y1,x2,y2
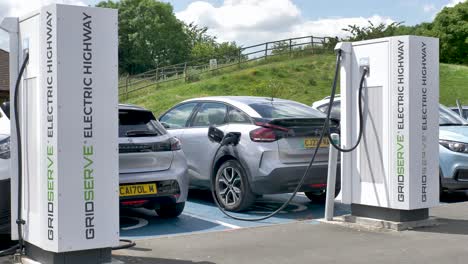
[{"x1": 183, "y1": 212, "x2": 241, "y2": 229}]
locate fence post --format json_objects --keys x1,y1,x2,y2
[
  {"x1": 265, "y1": 42, "x2": 268, "y2": 59},
  {"x1": 125, "y1": 76, "x2": 129, "y2": 101},
  {"x1": 289, "y1": 39, "x2": 292, "y2": 57},
  {"x1": 238, "y1": 48, "x2": 242, "y2": 68},
  {"x1": 184, "y1": 63, "x2": 188, "y2": 82},
  {"x1": 311, "y1": 36, "x2": 314, "y2": 53}
]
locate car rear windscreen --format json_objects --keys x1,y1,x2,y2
[
  {"x1": 119, "y1": 109, "x2": 166, "y2": 137},
  {"x1": 249, "y1": 101, "x2": 325, "y2": 119}
]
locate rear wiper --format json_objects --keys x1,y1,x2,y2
[
  {"x1": 125, "y1": 130, "x2": 159, "y2": 137},
  {"x1": 439, "y1": 123, "x2": 464, "y2": 126}
]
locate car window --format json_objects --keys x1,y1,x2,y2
[
  {"x1": 439, "y1": 105, "x2": 468, "y2": 125},
  {"x1": 192, "y1": 102, "x2": 227, "y2": 127},
  {"x1": 250, "y1": 101, "x2": 325, "y2": 119},
  {"x1": 317, "y1": 105, "x2": 328, "y2": 113},
  {"x1": 464, "y1": 109, "x2": 468, "y2": 119},
  {"x1": 0, "y1": 102, "x2": 8, "y2": 119},
  {"x1": 160, "y1": 103, "x2": 197, "y2": 129},
  {"x1": 316, "y1": 102, "x2": 341, "y2": 116},
  {"x1": 228, "y1": 107, "x2": 251, "y2": 124},
  {"x1": 119, "y1": 109, "x2": 166, "y2": 137}
]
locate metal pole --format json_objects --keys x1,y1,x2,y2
[
  {"x1": 324, "y1": 133, "x2": 340, "y2": 221},
  {"x1": 456, "y1": 99, "x2": 464, "y2": 119},
  {"x1": 265, "y1": 42, "x2": 268, "y2": 59}
]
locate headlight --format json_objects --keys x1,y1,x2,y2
[
  {"x1": 0, "y1": 137, "x2": 10, "y2": 159},
  {"x1": 439, "y1": 139, "x2": 468, "y2": 153}
]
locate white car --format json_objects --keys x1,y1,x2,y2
[{"x1": 0, "y1": 102, "x2": 11, "y2": 234}]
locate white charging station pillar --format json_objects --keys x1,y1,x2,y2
[
  {"x1": 338, "y1": 36, "x2": 439, "y2": 222},
  {"x1": 6, "y1": 4, "x2": 118, "y2": 263}
]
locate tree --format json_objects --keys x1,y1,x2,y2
[
  {"x1": 97, "y1": 0, "x2": 191, "y2": 74},
  {"x1": 429, "y1": 1, "x2": 468, "y2": 64},
  {"x1": 184, "y1": 22, "x2": 216, "y2": 49},
  {"x1": 343, "y1": 21, "x2": 404, "y2": 41}
]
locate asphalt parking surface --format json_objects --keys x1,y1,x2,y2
[
  {"x1": 1, "y1": 190, "x2": 468, "y2": 264},
  {"x1": 119, "y1": 190, "x2": 351, "y2": 240}
]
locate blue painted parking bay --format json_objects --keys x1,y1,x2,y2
[{"x1": 120, "y1": 191, "x2": 351, "y2": 240}]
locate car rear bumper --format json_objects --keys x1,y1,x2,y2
[
  {"x1": 250, "y1": 162, "x2": 341, "y2": 195},
  {"x1": 119, "y1": 151, "x2": 188, "y2": 204},
  {"x1": 0, "y1": 179, "x2": 10, "y2": 234}
]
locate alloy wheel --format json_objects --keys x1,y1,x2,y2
[{"x1": 217, "y1": 166, "x2": 243, "y2": 206}]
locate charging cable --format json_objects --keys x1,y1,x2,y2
[
  {"x1": 209, "y1": 49, "x2": 368, "y2": 221},
  {"x1": 325, "y1": 50, "x2": 368, "y2": 152}
]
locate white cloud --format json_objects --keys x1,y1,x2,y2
[
  {"x1": 423, "y1": 4, "x2": 436, "y2": 13},
  {"x1": 176, "y1": 0, "x2": 394, "y2": 46},
  {"x1": 0, "y1": 0, "x2": 87, "y2": 19},
  {"x1": 446, "y1": 0, "x2": 465, "y2": 7},
  {"x1": 425, "y1": 0, "x2": 465, "y2": 20}
]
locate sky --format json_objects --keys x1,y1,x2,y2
[{"x1": 0, "y1": 0, "x2": 465, "y2": 51}]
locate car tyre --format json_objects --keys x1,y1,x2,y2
[
  {"x1": 156, "y1": 202, "x2": 185, "y2": 218},
  {"x1": 215, "y1": 160, "x2": 255, "y2": 212}
]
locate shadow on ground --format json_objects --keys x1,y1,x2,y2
[
  {"x1": 440, "y1": 190, "x2": 468, "y2": 203},
  {"x1": 0, "y1": 235, "x2": 16, "y2": 251},
  {"x1": 113, "y1": 255, "x2": 216, "y2": 264},
  {"x1": 187, "y1": 189, "x2": 341, "y2": 220},
  {"x1": 415, "y1": 191, "x2": 468, "y2": 236}
]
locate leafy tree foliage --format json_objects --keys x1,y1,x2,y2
[
  {"x1": 429, "y1": 2, "x2": 468, "y2": 64},
  {"x1": 97, "y1": 0, "x2": 190, "y2": 74},
  {"x1": 342, "y1": 1, "x2": 467, "y2": 65},
  {"x1": 343, "y1": 21, "x2": 404, "y2": 41},
  {"x1": 184, "y1": 23, "x2": 241, "y2": 63}
]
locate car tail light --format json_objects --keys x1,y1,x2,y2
[
  {"x1": 169, "y1": 137, "x2": 181, "y2": 151},
  {"x1": 250, "y1": 122, "x2": 289, "y2": 142},
  {"x1": 310, "y1": 183, "x2": 327, "y2": 188},
  {"x1": 121, "y1": 200, "x2": 148, "y2": 206}
]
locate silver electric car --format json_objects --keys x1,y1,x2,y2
[
  {"x1": 312, "y1": 96, "x2": 468, "y2": 197},
  {"x1": 0, "y1": 103, "x2": 11, "y2": 234},
  {"x1": 119, "y1": 104, "x2": 189, "y2": 218},
  {"x1": 160, "y1": 96, "x2": 340, "y2": 211}
]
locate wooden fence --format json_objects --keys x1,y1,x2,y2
[{"x1": 118, "y1": 35, "x2": 336, "y2": 99}]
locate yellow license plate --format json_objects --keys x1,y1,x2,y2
[
  {"x1": 120, "y1": 183, "x2": 157, "y2": 197},
  {"x1": 304, "y1": 137, "x2": 330, "y2": 149}
]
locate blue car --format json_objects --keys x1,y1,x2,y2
[
  {"x1": 312, "y1": 97, "x2": 468, "y2": 196},
  {"x1": 439, "y1": 105, "x2": 468, "y2": 193}
]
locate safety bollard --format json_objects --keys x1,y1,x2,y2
[{"x1": 324, "y1": 133, "x2": 340, "y2": 221}]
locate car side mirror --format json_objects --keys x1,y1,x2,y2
[
  {"x1": 208, "y1": 125, "x2": 224, "y2": 143},
  {"x1": 161, "y1": 122, "x2": 170, "y2": 129}
]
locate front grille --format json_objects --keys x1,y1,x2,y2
[{"x1": 456, "y1": 169, "x2": 468, "y2": 181}]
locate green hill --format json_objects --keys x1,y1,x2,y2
[{"x1": 123, "y1": 53, "x2": 468, "y2": 116}]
